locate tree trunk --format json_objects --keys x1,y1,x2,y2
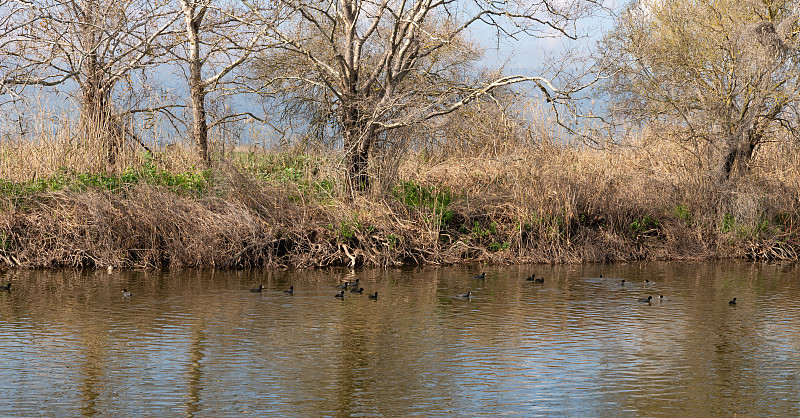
[
  {"x1": 342, "y1": 102, "x2": 373, "y2": 193},
  {"x1": 189, "y1": 85, "x2": 210, "y2": 164},
  {"x1": 188, "y1": 54, "x2": 210, "y2": 164},
  {"x1": 718, "y1": 130, "x2": 759, "y2": 182},
  {"x1": 182, "y1": 0, "x2": 210, "y2": 166},
  {"x1": 79, "y1": 1, "x2": 122, "y2": 169},
  {"x1": 80, "y1": 62, "x2": 122, "y2": 169},
  {"x1": 346, "y1": 132, "x2": 371, "y2": 192}
]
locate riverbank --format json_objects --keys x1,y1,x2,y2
[{"x1": 2, "y1": 137, "x2": 799, "y2": 269}]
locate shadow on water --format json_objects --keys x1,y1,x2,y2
[{"x1": 0, "y1": 261, "x2": 799, "y2": 416}]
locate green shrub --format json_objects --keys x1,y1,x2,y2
[{"x1": 393, "y1": 180, "x2": 453, "y2": 226}]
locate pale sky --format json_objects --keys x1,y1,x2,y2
[{"x1": 477, "y1": 1, "x2": 619, "y2": 76}]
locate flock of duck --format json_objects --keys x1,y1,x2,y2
[
  {"x1": 452, "y1": 271, "x2": 539, "y2": 299},
  {"x1": 2, "y1": 272, "x2": 739, "y2": 306},
  {"x1": 249, "y1": 278, "x2": 378, "y2": 300},
  {"x1": 455, "y1": 272, "x2": 739, "y2": 306}
]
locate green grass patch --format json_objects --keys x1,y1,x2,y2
[
  {"x1": 673, "y1": 204, "x2": 692, "y2": 225},
  {"x1": 630, "y1": 215, "x2": 659, "y2": 235},
  {"x1": 393, "y1": 181, "x2": 453, "y2": 225},
  {"x1": 242, "y1": 153, "x2": 335, "y2": 195},
  {"x1": 0, "y1": 162, "x2": 211, "y2": 197}
]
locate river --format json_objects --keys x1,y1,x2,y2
[{"x1": 0, "y1": 261, "x2": 798, "y2": 416}]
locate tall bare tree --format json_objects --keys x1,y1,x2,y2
[
  {"x1": 244, "y1": 0, "x2": 599, "y2": 192},
  {"x1": 174, "y1": 0, "x2": 262, "y2": 164},
  {"x1": 0, "y1": 0, "x2": 178, "y2": 167},
  {"x1": 600, "y1": 0, "x2": 800, "y2": 183}
]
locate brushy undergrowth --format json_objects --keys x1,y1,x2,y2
[{"x1": 2, "y1": 131, "x2": 800, "y2": 269}]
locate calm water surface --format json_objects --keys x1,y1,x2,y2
[{"x1": 1, "y1": 261, "x2": 799, "y2": 416}]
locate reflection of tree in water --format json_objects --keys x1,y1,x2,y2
[
  {"x1": 78, "y1": 336, "x2": 108, "y2": 417},
  {"x1": 327, "y1": 270, "x2": 459, "y2": 416},
  {"x1": 186, "y1": 324, "x2": 207, "y2": 417}
]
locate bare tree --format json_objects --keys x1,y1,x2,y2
[
  {"x1": 174, "y1": 0, "x2": 262, "y2": 164},
  {"x1": 0, "y1": 0, "x2": 178, "y2": 167},
  {"x1": 243, "y1": 0, "x2": 599, "y2": 192},
  {"x1": 0, "y1": 1, "x2": 39, "y2": 105},
  {"x1": 600, "y1": 0, "x2": 800, "y2": 183}
]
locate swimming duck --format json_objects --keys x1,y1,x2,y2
[
  {"x1": 473, "y1": 273, "x2": 486, "y2": 279},
  {"x1": 534, "y1": 277, "x2": 544, "y2": 284},
  {"x1": 0, "y1": 283, "x2": 10, "y2": 291},
  {"x1": 638, "y1": 295, "x2": 652, "y2": 303},
  {"x1": 283, "y1": 286, "x2": 294, "y2": 294},
  {"x1": 525, "y1": 274, "x2": 536, "y2": 281},
  {"x1": 122, "y1": 289, "x2": 132, "y2": 298},
  {"x1": 658, "y1": 295, "x2": 671, "y2": 301},
  {"x1": 619, "y1": 280, "x2": 626, "y2": 286},
  {"x1": 350, "y1": 287, "x2": 364, "y2": 294},
  {"x1": 368, "y1": 292, "x2": 378, "y2": 299},
  {"x1": 249, "y1": 285, "x2": 264, "y2": 293},
  {"x1": 335, "y1": 290, "x2": 345, "y2": 299},
  {"x1": 347, "y1": 279, "x2": 360, "y2": 288},
  {"x1": 335, "y1": 281, "x2": 349, "y2": 289},
  {"x1": 456, "y1": 291, "x2": 472, "y2": 299},
  {"x1": 645, "y1": 279, "x2": 656, "y2": 286},
  {"x1": 729, "y1": 298, "x2": 737, "y2": 305}
]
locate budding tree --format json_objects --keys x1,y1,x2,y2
[
  {"x1": 600, "y1": 0, "x2": 800, "y2": 183},
  {"x1": 244, "y1": 0, "x2": 599, "y2": 192}
]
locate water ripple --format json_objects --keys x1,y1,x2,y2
[{"x1": 0, "y1": 263, "x2": 799, "y2": 416}]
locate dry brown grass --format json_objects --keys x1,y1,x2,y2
[
  {"x1": 398, "y1": 125, "x2": 800, "y2": 264},
  {"x1": 0, "y1": 114, "x2": 202, "y2": 181},
  {"x1": 2, "y1": 106, "x2": 800, "y2": 269}
]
